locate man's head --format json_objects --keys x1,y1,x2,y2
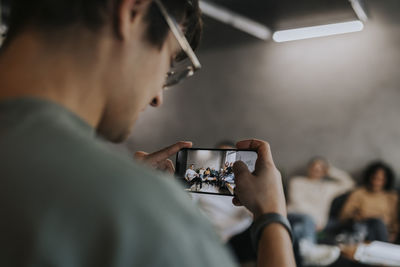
[
  {"x1": 189, "y1": 164, "x2": 194, "y2": 169},
  {"x1": 307, "y1": 156, "x2": 329, "y2": 180},
  {"x1": 4, "y1": 0, "x2": 202, "y2": 142}
]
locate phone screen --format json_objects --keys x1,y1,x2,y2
[{"x1": 175, "y1": 148, "x2": 257, "y2": 196}]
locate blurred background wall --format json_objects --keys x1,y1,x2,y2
[{"x1": 126, "y1": 0, "x2": 400, "y2": 181}]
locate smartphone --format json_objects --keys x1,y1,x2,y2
[{"x1": 175, "y1": 148, "x2": 258, "y2": 196}]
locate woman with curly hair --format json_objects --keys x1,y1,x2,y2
[{"x1": 340, "y1": 161, "x2": 399, "y2": 242}]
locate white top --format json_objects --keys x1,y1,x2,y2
[
  {"x1": 288, "y1": 166, "x2": 354, "y2": 228},
  {"x1": 185, "y1": 169, "x2": 198, "y2": 181},
  {"x1": 192, "y1": 194, "x2": 252, "y2": 242}
]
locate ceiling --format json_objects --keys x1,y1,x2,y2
[
  {"x1": 204, "y1": 0, "x2": 360, "y2": 29},
  {"x1": 199, "y1": 0, "x2": 400, "y2": 50}
]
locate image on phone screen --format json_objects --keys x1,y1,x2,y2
[{"x1": 175, "y1": 149, "x2": 257, "y2": 196}]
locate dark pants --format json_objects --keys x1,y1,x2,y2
[
  {"x1": 189, "y1": 177, "x2": 202, "y2": 189},
  {"x1": 323, "y1": 217, "x2": 389, "y2": 244},
  {"x1": 288, "y1": 213, "x2": 317, "y2": 243},
  {"x1": 363, "y1": 218, "x2": 389, "y2": 242}
]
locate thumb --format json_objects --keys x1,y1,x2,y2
[{"x1": 233, "y1": 161, "x2": 251, "y2": 178}]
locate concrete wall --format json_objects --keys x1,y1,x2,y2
[
  {"x1": 187, "y1": 150, "x2": 223, "y2": 171},
  {"x1": 126, "y1": 1, "x2": 400, "y2": 182}
]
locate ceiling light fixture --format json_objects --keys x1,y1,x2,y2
[
  {"x1": 199, "y1": 0, "x2": 272, "y2": 40},
  {"x1": 349, "y1": 0, "x2": 368, "y2": 22},
  {"x1": 272, "y1": 20, "x2": 364, "y2": 42}
]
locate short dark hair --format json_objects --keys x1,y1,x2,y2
[
  {"x1": 4, "y1": 0, "x2": 202, "y2": 50},
  {"x1": 215, "y1": 140, "x2": 236, "y2": 149},
  {"x1": 362, "y1": 161, "x2": 395, "y2": 191}
]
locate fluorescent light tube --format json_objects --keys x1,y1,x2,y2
[
  {"x1": 273, "y1": 20, "x2": 364, "y2": 42},
  {"x1": 349, "y1": 0, "x2": 368, "y2": 22},
  {"x1": 199, "y1": 0, "x2": 271, "y2": 40}
]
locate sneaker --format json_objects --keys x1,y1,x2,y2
[{"x1": 299, "y1": 239, "x2": 340, "y2": 266}]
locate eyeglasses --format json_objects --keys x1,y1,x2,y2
[{"x1": 154, "y1": 0, "x2": 201, "y2": 88}]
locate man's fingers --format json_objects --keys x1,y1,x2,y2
[
  {"x1": 233, "y1": 161, "x2": 251, "y2": 178},
  {"x1": 164, "y1": 159, "x2": 175, "y2": 174},
  {"x1": 236, "y1": 139, "x2": 275, "y2": 167},
  {"x1": 147, "y1": 141, "x2": 192, "y2": 162},
  {"x1": 134, "y1": 151, "x2": 149, "y2": 160}
]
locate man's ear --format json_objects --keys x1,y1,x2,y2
[{"x1": 117, "y1": 0, "x2": 152, "y2": 40}]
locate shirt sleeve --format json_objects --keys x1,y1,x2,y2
[
  {"x1": 340, "y1": 189, "x2": 363, "y2": 221},
  {"x1": 328, "y1": 166, "x2": 355, "y2": 195}
]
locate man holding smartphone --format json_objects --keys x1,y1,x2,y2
[{"x1": 0, "y1": 0, "x2": 294, "y2": 266}]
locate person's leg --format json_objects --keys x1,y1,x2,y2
[
  {"x1": 363, "y1": 218, "x2": 389, "y2": 242},
  {"x1": 288, "y1": 213, "x2": 317, "y2": 243},
  {"x1": 288, "y1": 213, "x2": 340, "y2": 266}
]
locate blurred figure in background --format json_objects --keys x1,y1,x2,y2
[
  {"x1": 185, "y1": 164, "x2": 199, "y2": 181},
  {"x1": 287, "y1": 157, "x2": 355, "y2": 266},
  {"x1": 340, "y1": 161, "x2": 399, "y2": 243},
  {"x1": 185, "y1": 164, "x2": 202, "y2": 190},
  {"x1": 288, "y1": 157, "x2": 355, "y2": 230}
]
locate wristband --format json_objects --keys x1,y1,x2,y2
[{"x1": 250, "y1": 213, "x2": 293, "y2": 251}]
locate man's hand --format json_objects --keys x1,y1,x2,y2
[
  {"x1": 134, "y1": 141, "x2": 192, "y2": 174},
  {"x1": 232, "y1": 139, "x2": 287, "y2": 219}
]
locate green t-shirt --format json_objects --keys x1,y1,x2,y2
[{"x1": 0, "y1": 98, "x2": 237, "y2": 267}]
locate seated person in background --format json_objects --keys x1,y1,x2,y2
[
  {"x1": 287, "y1": 157, "x2": 354, "y2": 266},
  {"x1": 223, "y1": 166, "x2": 235, "y2": 184},
  {"x1": 288, "y1": 157, "x2": 355, "y2": 230},
  {"x1": 198, "y1": 167, "x2": 205, "y2": 179},
  {"x1": 340, "y1": 161, "x2": 399, "y2": 243},
  {"x1": 210, "y1": 168, "x2": 219, "y2": 178},
  {"x1": 185, "y1": 164, "x2": 199, "y2": 181},
  {"x1": 222, "y1": 162, "x2": 229, "y2": 173},
  {"x1": 204, "y1": 167, "x2": 211, "y2": 177},
  {"x1": 185, "y1": 164, "x2": 202, "y2": 189},
  {"x1": 203, "y1": 168, "x2": 217, "y2": 184}
]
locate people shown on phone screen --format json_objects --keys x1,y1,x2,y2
[
  {"x1": 185, "y1": 164, "x2": 198, "y2": 180},
  {"x1": 185, "y1": 164, "x2": 202, "y2": 190},
  {"x1": 182, "y1": 149, "x2": 256, "y2": 195},
  {"x1": 185, "y1": 164, "x2": 225, "y2": 193}
]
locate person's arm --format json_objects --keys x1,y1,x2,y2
[
  {"x1": 388, "y1": 192, "x2": 399, "y2": 242},
  {"x1": 327, "y1": 166, "x2": 355, "y2": 194},
  {"x1": 233, "y1": 139, "x2": 295, "y2": 267},
  {"x1": 339, "y1": 189, "x2": 362, "y2": 221},
  {"x1": 184, "y1": 170, "x2": 190, "y2": 181}
]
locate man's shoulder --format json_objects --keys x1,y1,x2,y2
[
  {"x1": 1, "y1": 129, "x2": 236, "y2": 266},
  {"x1": 0, "y1": 99, "x2": 236, "y2": 266}
]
